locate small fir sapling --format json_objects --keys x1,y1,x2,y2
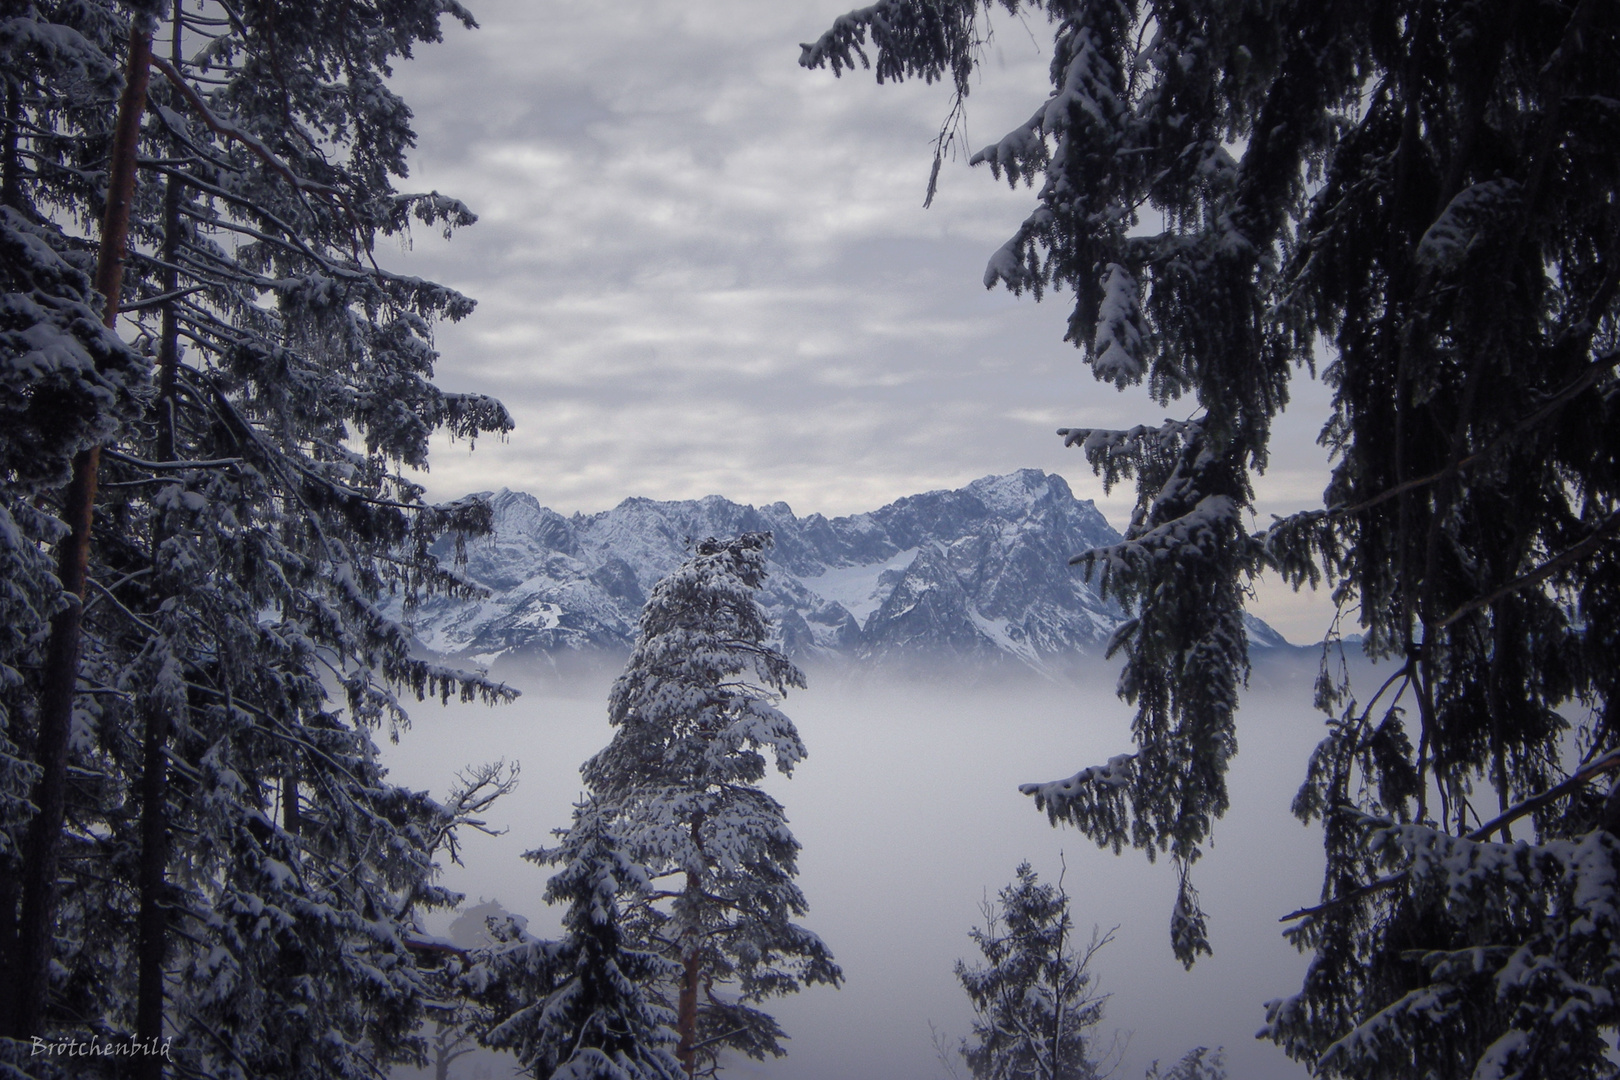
[
  {"x1": 1143, "y1": 1047, "x2": 1226, "y2": 1080},
  {"x1": 955, "y1": 861, "x2": 1115, "y2": 1080},
  {"x1": 477, "y1": 801, "x2": 685, "y2": 1080}
]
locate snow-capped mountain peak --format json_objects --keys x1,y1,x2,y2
[{"x1": 408, "y1": 470, "x2": 1287, "y2": 672}]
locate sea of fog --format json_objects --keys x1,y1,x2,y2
[{"x1": 384, "y1": 648, "x2": 1357, "y2": 1080}]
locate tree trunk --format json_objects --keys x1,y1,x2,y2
[
  {"x1": 9, "y1": 17, "x2": 152, "y2": 1041},
  {"x1": 283, "y1": 774, "x2": 301, "y2": 833},
  {"x1": 676, "y1": 945, "x2": 701, "y2": 1079},
  {"x1": 675, "y1": 869, "x2": 703, "y2": 1079},
  {"x1": 134, "y1": 697, "x2": 171, "y2": 1080},
  {"x1": 2, "y1": 76, "x2": 21, "y2": 211},
  {"x1": 134, "y1": 14, "x2": 182, "y2": 1068}
]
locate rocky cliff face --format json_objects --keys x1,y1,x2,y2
[{"x1": 408, "y1": 470, "x2": 1287, "y2": 673}]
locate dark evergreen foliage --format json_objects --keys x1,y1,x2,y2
[
  {"x1": 955, "y1": 863, "x2": 1110, "y2": 1080},
  {"x1": 0, "y1": 1, "x2": 152, "y2": 1040},
  {"x1": 1143, "y1": 1047, "x2": 1225, "y2": 1080},
  {"x1": 1, "y1": 0, "x2": 514, "y2": 1074},
  {"x1": 477, "y1": 802, "x2": 685, "y2": 1080},
  {"x1": 807, "y1": 1, "x2": 1620, "y2": 1075}
]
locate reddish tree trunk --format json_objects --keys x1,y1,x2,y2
[
  {"x1": 8, "y1": 18, "x2": 152, "y2": 1041},
  {"x1": 676, "y1": 945, "x2": 702, "y2": 1079},
  {"x1": 675, "y1": 869, "x2": 703, "y2": 1079},
  {"x1": 134, "y1": 14, "x2": 182, "y2": 1074}
]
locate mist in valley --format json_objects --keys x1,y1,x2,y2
[{"x1": 385, "y1": 647, "x2": 1356, "y2": 1080}]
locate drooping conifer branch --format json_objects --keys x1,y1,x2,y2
[{"x1": 811, "y1": 0, "x2": 1620, "y2": 1072}]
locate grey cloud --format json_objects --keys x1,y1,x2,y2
[{"x1": 389, "y1": 0, "x2": 1338, "y2": 644}]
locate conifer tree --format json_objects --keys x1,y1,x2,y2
[
  {"x1": 807, "y1": 1, "x2": 1620, "y2": 1075},
  {"x1": 478, "y1": 802, "x2": 686, "y2": 1080},
  {"x1": 1143, "y1": 1048, "x2": 1225, "y2": 1080},
  {"x1": 956, "y1": 863, "x2": 1111, "y2": 1080},
  {"x1": 1, "y1": 1, "x2": 515, "y2": 1074},
  {"x1": 580, "y1": 533, "x2": 841, "y2": 1078},
  {"x1": 0, "y1": 0, "x2": 156, "y2": 1040}
]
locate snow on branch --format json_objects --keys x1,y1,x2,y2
[
  {"x1": 388, "y1": 191, "x2": 478, "y2": 240},
  {"x1": 1304, "y1": 825, "x2": 1620, "y2": 1078},
  {"x1": 1019, "y1": 753, "x2": 1135, "y2": 848},
  {"x1": 1021, "y1": 752, "x2": 1134, "y2": 803},
  {"x1": 982, "y1": 206, "x2": 1052, "y2": 294},
  {"x1": 149, "y1": 56, "x2": 337, "y2": 196},
  {"x1": 0, "y1": 10, "x2": 121, "y2": 87},
  {"x1": 970, "y1": 101, "x2": 1050, "y2": 186},
  {"x1": 1057, "y1": 418, "x2": 1204, "y2": 494},
  {"x1": 1281, "y1": 749, "x2": 1620, "y2": 925},
  {"x1": 1090, "y1": 263, "x2": 1146, "y2": 386},
  {"x1": 798, "y1": 0, "x2": 978, "y2": 90},
  {"x1": 1415, "y1": 178, "x2": 1521, "y2": 274},
  {"x1": 147, "y1": 55, "x2": 371, "y2": 261},
  {"x1": 1074, "y1": 494, "x2": 1239, "y2": 580}
]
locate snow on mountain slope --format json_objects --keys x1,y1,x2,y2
[{"x1": 407, "y1": 469, "x2": 1290, "y2": 673}]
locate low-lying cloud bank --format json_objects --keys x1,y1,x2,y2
[{"x1": 386, "y1": 648, "x2": 1341, "y2": 1080}]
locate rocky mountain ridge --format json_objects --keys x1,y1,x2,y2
[{"x1": 408, "y1": 469, "x2": 1289, "y2": 674}]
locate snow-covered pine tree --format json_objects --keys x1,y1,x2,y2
[
  {"x1": 956, "y1": 862, "x2": 1110, "y2": 1080},
  {"x1": 477, "y1": 801, "x2": 685, "y2": 1080},
  {"x1": 807, "y1": 2, "x2": 1620, "y2": 1076},
  {"x1": 579, "y1": 533, "x2": 841, "y2": 1079},
  {"x1": 1, "y1": 0, "x2": 516, "y2": 1074},
  {"x1": 1142, "y1": 1047, "x2": 1225, "y2": 1080}
]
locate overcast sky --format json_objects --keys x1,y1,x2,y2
[{"x1": 382, "y1": 0, "x2": 1341, "y2": 644}]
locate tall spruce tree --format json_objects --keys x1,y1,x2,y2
[
  {"x1": 578, "y1": 533, "x2": 841, "y2": 1079},
  {"x1": 806, "y1": 1, "x2": 1620, "y2": 1076},
  {"x1": 0, "y1": 1, "x2": 515, "y2": 1075}
]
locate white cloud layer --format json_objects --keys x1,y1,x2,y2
[{"x1": 388, "y1": 662, "x2": 1327, "y2": 1080}]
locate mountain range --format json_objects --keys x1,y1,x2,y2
[{"x1": 408, "y1": 469, "x2": 1290, "y2": 675}]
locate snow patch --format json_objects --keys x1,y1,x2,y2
[
  {"x1": 968, "y1": 610, "x2": 1040, "y2": 666},
  {"x1": 801, "y1": 548, "x2": 918, "y2": 623},
  {"x1": 514, "y1": 601, "x2": 563, "y2": 630}
]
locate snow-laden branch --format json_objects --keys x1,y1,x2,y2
[
  {"x1": 1072, "y1": 494, "x2": 1239, "y2": 581},
  {"x1": 1019, "y1": 753, "x2": 1135, "y2": 805},
  {"x1": 147, "y1": 54, "x2": 371, "y2": 262},
  {"x1": 104, "y1": 448, "x2": 242, "y2": 470},
  {"x1": 149, "y1": 55, "x2": 339, "y2": 198},
  {"x1": 1281, "y1": 748, "x2": 1620, "y2": 924}
]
